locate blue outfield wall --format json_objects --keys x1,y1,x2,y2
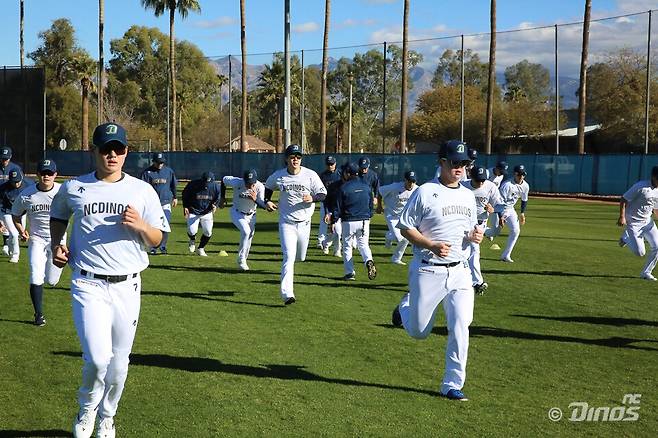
[{"x1": 45, "y1": 151, "x2": 658, "y2": 196}]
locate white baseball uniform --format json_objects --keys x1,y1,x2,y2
[
  {"x1": 396, "y1": 177, "x2": 478, "y2": 395},
  {"x1": 265, "y1": 166, "x2": 326, "y2": 302},
  {"x1": 620, "y1": 180, "x2": 658, "y2": 278},
  {"x1": 491, "y1": 179, "x2": 530, "y2": 261},
  {"x1": 11, "y1": 182, "x2": 64, "y2": 286},
  {"x1": 461, "y1": 179, "x2": 502, "y2": 285},
  {"x1": 378, "y1": 181, "x2": 417, "y2": 263},
  {"x1": 223, "y1": 176, "x2": 265, "y2": 267},
  {"x1": 50, "y1": 171, "x2": 170, "y2": 419}
]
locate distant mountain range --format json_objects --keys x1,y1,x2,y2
[{"x1": 209, "y1": 56, "x2": 580, "y2": 111}]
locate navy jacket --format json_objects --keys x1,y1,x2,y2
[
  {"x1": 182, "y1": 179, "x2": 221, "y2": 215},
  {"x1": 0, "y1": 177, "x2": 35, "y2": 213},
  {"x1": 358, "y1": 169, "x2": 380, "y2": 197},
  {"x1": 141, "y1": 165, "x2": 178, "y2": 205},
  {"x1": 319, "y1": 169, "x2": 342, "y2": 189},
  {"x1": 0, "y1": 162, "x2": 23, "y2": 185},
  {"x1": 334, "y1": 178, "x2": 373, "y2": 222},
  {"x1": 323, "y1": 178, "x2": 344, "y2": 215}
]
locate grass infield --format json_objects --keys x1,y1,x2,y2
[{"x1": 1, "y1": 197, "x2": 657, "y2": 437}]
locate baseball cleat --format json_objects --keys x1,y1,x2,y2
[
  {"x1": 149, "y1": 248, "x2": 157, "y2": 255},
  {"x1": 366, "y1": 260, "x2": 377, "y2": 280},
  {"x1": 391, "y1": 259, "x2": 406, "y2": 265},
  {"x1": 641, "y1": 273, "x2": 657, "y2": 281},
  {"x1": 2, "y1": 245, "x2": 9, "y2": 256},
  {"x1": 218, "y1": 250, "x2": 229, "y2": 257},
  {"x1": 343, "y1": 272, "x2": 356, "y2": 281},
  {"x1": 9, "y1": 255, "x2": 19, "y2": 263},
  {"x1": 238, "y1": 262, "x2": 250, "y2": 271},
  {"x1": 188, "y1": 240, "x2": 196, "y2": 253},
  {"x1": 197, "y1": 248, "x2": 208, "y2": 257},
  {"x1": 72, "y1": 408, "x2": 97, "y2": 438},
  {"x1": 391, "y1": 305, "x2": 402, "y2": 327},
  {"x1": 500, "y1": 256, "x2": 514, "y2": 263},
  {"x1": 474, "y1": 282, "x2": 488, "y2": 295},
  {"x1": 284, "y1": 296, "x2": 296, "y2": 305},
  {"x1": 95, "y1": 416, "x2": 115, "y2": 438},
  {"x1": 443, "y1": 389, "x2": 468, "y2": 401},
  {"x1": 333, "y1": 248, "x2": 342, "y2": 257},
  {"x1": 322, "y1": 246, "x2": 330, "y2": 255},
  {"x1": 160, "y1": 247, "x2": 167, "y2": 254},
  {"x1": 618, "y1": 237, "x2": 627, "y2": 248},
  {"x1": 34, "y1": 314, "x2": 46, "y2": 327}
]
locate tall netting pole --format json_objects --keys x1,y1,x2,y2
[
  {"x1": 555, "y1": 24, "x2": 560, "y2": 154},
  {"x1": 301, "y1": 49, "x2": 305, "y2": 148},
  {"x1": 229, "y1": 54, "x2": 233, "y2": 149},
  {"x1": 382, "y1": 41, "x2": 387, "y2": 154},
  {"x1": 460, "y1": 35, "x2": 465, "y2": 142},
  {"x1": 645, "y1": 10, "x2": 653, "y2": 154}
]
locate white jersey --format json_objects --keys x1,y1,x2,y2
[
  {"x1": 11, "y1": 182, "x2": 61, "y2": 240},
  {"x1": 397, "y1": 178, "x2": 477, "y2": 264},
  {"x1": 265, "y1": 166, "x2": 327, "y2": 222},
  {"x1": 498, "y1": 179, "x2": 530, "y2": 212},
  {"x1": 622, "y1": 180, "x2": 658, "y2": 225},
  {"x1": 461, "y1": 179, "x2": 502, "y2": 223},
  {"x1": 487, "y1": 168, "x2": 504, "y2": 187},
  {"x1": 223, "y1": 176, "x2": 265, "y2": 215},
  {"x1": 379, "y1": 181, "x2": 417, "y2": 217},
  {"x1": 50, "y1": 172, "x2": 170, "y2": 275}
]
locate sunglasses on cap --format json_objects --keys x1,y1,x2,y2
[
  {"x1": 97, "y1": 142, "x2": 127, "y2": 156},
  {"x1": 442, "y1": 158, "x2": 471, "y2": 168}
]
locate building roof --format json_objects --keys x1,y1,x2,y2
[{"x1": 223, "y1": 135, "x2": 276, "y2": 152}]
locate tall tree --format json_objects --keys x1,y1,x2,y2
[
  {"x1": 240, "y1": 0, "x2": 248, "y2": 152},
  {"x1": 577, "y1": 0, "x2": 592, "y2": 154},
  {"x1": 141, "y1": 0, "x2": 201, "y2": 151},
  {"x1": 71, "y1": 54, "x2": 97, "y2": 150},
  {"x1": 504, "y1": 60, "x2": 550, "y2": 103},
  {"x1": 485, "y1": 0, "x2": 496, "y2": 153},
  {"x1": 98, "y1": 0, "x2": 105, "y2": 122},
  {"x1": 320, "y1": 0, "x2": 330, "y2": 153},
  {"x1": 399, "y1": 0, "x2": 409, "y2": 153},
  {"x1": 432, "y1": 49, "x2": 489, "y2": 90},
  {"x1": 19, "y1": 0, "x2": 24, "y2": 67}
]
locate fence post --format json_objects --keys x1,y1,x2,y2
[
  {"x1": 645, "y1": 10, "x2": 652, "y2": 154},
  {"x1": 460, "y1": 35, "x2": 465, "y2": 142},
  {"x1": 382, "y1": 41, "x2": 387, "y2": 154},
  {"x1": 229, "y1": 54, "x2": 233, "y2": 151},
  {"x1": 301, "y1": 49, "x2": 305, "y2": 148},
  {"x1": 555, "y1": 24, "x2": 560, "y2": 155}
]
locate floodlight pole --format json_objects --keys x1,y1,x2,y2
[
  {"x1": 301, "y1": 49, "x2": 306, "y2": 148},
  {"x1": 645, "y1": 10, "x2": 652, "y2": 155},
  {"x1": 555, "y1": 24, "x2": 560, "y2": 154},
  {"x1": 284, "y1": 0, "x2": 292, "y2": 148},
  {"x1": 460, "y1": 35, "x2": 465, "y2": 142},
  {"x1": 229, "y1": 54, "x2": 233, "y2": 150}
]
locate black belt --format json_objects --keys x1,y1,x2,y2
[
  {"x1": 421, "y1": 259, "x2": 461, "y2": 267},
  {"x1": 80, "y1": 270, "x2": 138, "y2": 283},
  {"x1": 235, "y1": 208, "x2": 255, "y2": 215}
]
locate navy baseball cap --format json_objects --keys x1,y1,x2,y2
[
  {"x1": 404, "y1": 170, "x2": 417, "y2": 182},
  {"x1": 325, "y1": 155, "x2": 336, "y2": 165},
  {"x1": 358, "y1": 156, "x2": 370, "y2": 169},
  {"x1": 344, "y1": 162, "x2": 359, "y2": 176},
  {"x1": 496, "y1": 160, "x2": 509, "y2": 174},
  {"x1": 514, "y1": 164, "x2": 527, "y2": 176},
  {"x1": 202, "y1": 171, "x2": 215, "y2": 182},
  {"x1": 243, "y1": 169, "x2": 258, "y2": 185},
  {"x1": 468, "y1": 148, "x2": 478, "y2": 161},
  {"x1": 285, "y1": 144, "x2": 303, "y2": 157},
  {"x1": 0, "y1": 146, "x2": 12, "y2": 160},
  {"x1": 439, "y1": 140, "x2": 470, "y2": 161},
  {"x1": 93, "y1": 123, "x2": 128, "y2": 148},
  {"x1": 152, "y1": 152, "x2": 166, "y2": 163},
  {"x1": 37, "y1": 159, "x2": 57, "y2": 173},
  {"x1": 472, "y1": 165, "x2": 488, "y2": 182},
  {"x1": 8, "y1": 169, "x2": 23, "y2": 183}
]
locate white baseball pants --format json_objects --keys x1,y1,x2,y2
[
  {"x1": 385, "y1": 214, "x2": 409, "y2": 263},
  {"x1": 28, "y1": 235, "x2": 63, "y2": 286},
  {"x1": 3, "y1": 213, "x2": 23, "y2": 257},
  {"x1": 279, "y1": 219, "x2": 311, "y2": 301},
  {"x1": 621, "y1": 220, "x2": 658, "y2": 277},
  {"x1": 327, "y1": 219, "x2": 342, "y2": 252},
  {"x1": 341, "y1": 219, "x2": 373, "y2": 275},
  {"x1": 187, "y1": 212, "x2": 214, "y2": 237},
  {"x1": 489, "y1": 209, "x2": 520, "y2": 260},
  {"x1": 231, "y1": 208, "x2": 257, "y2": 264},
  {"x1": 468, "y1": 241, "x2": 484, "y2": 285},
  {"x1": 71, "y1": 271, "x2": 141, "y2": 419},
  {"x1": 317, "y1": 203, "x2": 328, "y2": 246},
  {"x1": 159, "y1": 203, "x2": 172, "y2": 248},
  {"x1": 398, "y1": 258, "x2": 474, "y2": 394}
]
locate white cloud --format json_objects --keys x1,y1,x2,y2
[
  {"x1": 616, "y1": 0, "x2": 657, "y2": 14},
  {"x1": 194, "y1": 16, "x2": 236, "y2": 29},
  {"x1": 293, "y1": 22, "x2": 320, "y2": 33}
]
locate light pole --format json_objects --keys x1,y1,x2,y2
[
  {"x1": 283, "y1": 0, "x2": 292, "y2": 148},
  {"x1": 348, "y1": 71, "x2": 353, "y2": 154}
]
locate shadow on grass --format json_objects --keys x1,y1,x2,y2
[
  {"x1": 256, "y1": 279, "x2": 407, "y2": 292},
  {"x1": 148, "y1": 263, "x2": 278, "y2": 276},
  {"x1": 141, "y1": 290, "x2": 283, "y2": 308},
  {"x1": 0, "y1": 318, "x2": 37, "y2": 326},
  {"x1": 478, "y1": 267, "x2": 636, "y2": 279},
  {"x1": 512, "y1": 314, "x2": 658, "y2": 327},
  {"x1": 377, "y1": 324, "x2": 658, "y2": 351},
  {"x1": 52, "y1": 351, "x2": 439, "y2": 397},
  {"x1": 0, "y1": 430, "x2": 71, "y2": 437}
]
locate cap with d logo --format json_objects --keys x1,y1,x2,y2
[
  {"x1": 404, "y1": 170, "x2": 417, "y2": 182},
  {"x1": 0, "y1": 146, "x2": 12, "y2": 160},
  {"x1": 37, "y1": 159, "x2": 57, "y2": 173},
  {"x1": 93, "y1": 123, "x2": 128, "y2": 148},
  {"x1": 243, "y1": 169, "x2": 258, "y2": 184},
  {"x1": 472, "y1": 165, "x2": 488, "y2": 182}
]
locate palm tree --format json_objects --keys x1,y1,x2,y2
[
  {"x1": 257, "y1": 62, "x2": 286, "y2": 151},
  {"x1": 327, "y1": 100, "x2": 348, "y2": 153},
  {"x1": 71, "y1": 54, "x2": 97, "y2": 150},
  {"x1": 19, "y1": 0, "x2": 24, "y2": 68},
  {"x1": 217, "y1": 73, "x2": 228, "y2": 111},
  {"x1": 98, "y1": 0, "x2": 105, "y2": 122},
  {"x1": 485, "y1": 0, "x2": 496, "y2": 154},
  {"x1": 577, "y1": 0, "x2": 592, "y2": 154},
  {"x1": 141, "y1": 0, "x2": 201, "y2": 151},
  {"x1": 240, "y1": 0, "x2": 248, "y2": 152},
  {"x1": 399, "y1": 0, "x2": 409, "y2": 154},
  {"x1": 320, "y1": 0, "x2": 331, "y2": 153}
]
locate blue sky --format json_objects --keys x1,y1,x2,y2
[{"x1": 0, "y1": 0, "x2": 655, "y2": 69}]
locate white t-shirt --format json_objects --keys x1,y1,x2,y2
[
  {"x1": 397, "y1": 178, "x2": 477, "y2": 264},
  {"x1": 461, "y1": 179, "x2": 502, "y2": 223},
  {"x1": 11, "y1": 182, "x2": 61, "y2": 240},
  {"x1": 265, "y1": 166, "x2": 327, "y2": 222},
  {"x1": 223, "y1": 176, "x2": 265, "y2": 215},
  {"x1": 50, "y1": 172, "x2": 170, "y2": 275},
  {"x1": 378, "y1": 181, "x2": 417, "y2": 217},
  {"x1": 487, "y1": 168, "x2": 504, "y2": 187},
  {"x1": 622, "y1": 180, "x2": 658, "y2": 226},
  {"x1": 497, "y1": 179, "x2": 530, "y2": 212}
]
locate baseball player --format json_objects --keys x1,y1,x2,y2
[
  {"x1": 617, "y1": 165, "x2": 658, "y2": 280},
  {"x1": 182, "y1": 171, "x2": 224, "y2": 257},
  {"x1": 1, "y1": 169, "x2": 35, "y2": 263},
  {"x1": 1, "y1": 146, "x2": 23, "y2": 256},
  {"x1": 50, "y1": 122, "x2": 170, "y2": 437},
  {"x1": 222, "y1": 169, "x2": 266, "y2": 270},
  {"x1": 358, "y1": 156, "x2": 380, "y2": 207},
  {"x1": 391, "y1": 139, "x2": 484, "y2": 401},
  {"x1": 317, "y1": 155, "x2": 342, "y2": 253},
  {"x1": 140, "y1": 152, "x2": 177, "y2": 254},
  {"x1": 461, "y1": 165, "x2": 503, "y2": 294},
  {"x1": 488, "y1": 164, "x2": 530, "y2": 262},
  {"x1": 322, "y1": 163, "x2": 350, "y2": 258},
  {"x1": 264, "y1": 144, "x2": 327, "y2": 305},
  {"x1": 11, "y1": 159, "x2": 64, "y2": 326},
  {"x1": 333, "y1": 162, "x2": 377, "y2": 281},
  {"x1": 377, "y1": 170, "x2": 418, "y2": 265},
  {"x1": 487, "y1": 160, "x2": 508, "y2": 188},
  {"x1": 459, "y1": 148, "x2": 478, "y2": 182}
]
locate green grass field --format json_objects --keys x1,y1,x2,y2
[{"x1": 1, "y1": 197, "x2": 657, "y2": 437}]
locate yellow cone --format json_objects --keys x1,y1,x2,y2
[
  {"x1": 490, "y1": 243, "x2": 501, "y2": 250},
  {"x1": 218, "y1": 250, "x2": 229, "y2": 257}
]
